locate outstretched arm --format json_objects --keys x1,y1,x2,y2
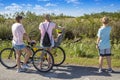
[{"x1": 55, "y1": 24, "x2": 64, "y2": 30}]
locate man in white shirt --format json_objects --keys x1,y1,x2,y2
[{"x1": 12, "y1": 15, "x2": 32, "y2": 73}]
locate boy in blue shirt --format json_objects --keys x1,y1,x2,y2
[{"x1": 96, "y1": 17, "x2": 113, "y2": 73}]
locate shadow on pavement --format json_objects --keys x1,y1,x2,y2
[{"x1": 24, "y1": 65, "x2": 119, "y2": 79}]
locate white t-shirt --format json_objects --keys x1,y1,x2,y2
[
  {"x1": 39, "y1": 21, "x2": 56, "y2": 47},
  {"x1": 12, "y1": 23, "x2": 26, "y2": 45}
]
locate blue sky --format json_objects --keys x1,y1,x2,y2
[{"x1": 0, "y1": 0, "x2": 120, "y2": 17}]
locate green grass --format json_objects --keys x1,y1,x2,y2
[
  {"x1": 60, "y1": 38, "x2": 120, "y2": 68},
  {"x1": 64, "y1": 57, "x2": 120, "y2": 68},
  {"x1": 0, "y1": 40, "x2": 12, "y2": 50},
  {"x1": 0, "y1": 40, "x2": 120, "y2": 68}
]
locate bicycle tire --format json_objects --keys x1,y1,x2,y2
[
  {"x1": 0, "y1": 48, "x2": 17, "y2": 68},
  {"x1": 32, "y1": 49, "x2": 54, "y2": 72},
  {"x1": 20, "y1": 46, "x2": 34, "y2": 64},
  {"x1": 51, "y1": 46, "x2": 66, "y2": 66}
]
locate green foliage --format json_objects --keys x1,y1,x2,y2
[
  {"x1": 75, "y1": 11, "x2": 120, "y2": 43},
  {"x1": 0, "y1": 11, "x2": 120, "y2": 58},
  {"x1": 0, "y1": 15, "x2": 5, "y2": 23},
  {"x1": 1, "y1": 40, "x2": 120, "y2": 67},
  {"x1": 61, "y1": 38, "x2": 120, "y2": 59},
  {"x1": 62, "y1": 39, "x2": 98, "y2": 58},
  {"x1": 0, "y1": 11, "x2": 120, "y2": 42},
  {"x1": 0, "y1": 10, "x2": 120, "y2": 67},
  {"x1": 0, "y1": 41, "x2": 12, "y2": 50},
  {"x1": 0, "y1": 21, "x2": 13, "y2": 40}
]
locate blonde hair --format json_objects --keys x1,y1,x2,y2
[{"x1": 101, "y1": 16, "x2": 109, "y2": 24}]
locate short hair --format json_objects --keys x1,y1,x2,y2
[
  {"x1": 101, "y1": 16, "x2": 109, "y2": 24},
  {"x1": 44, "y1": 14, "x2": 50, "y2": 20},
  {"x1": 15, "y1": 15, "x2": 22, "y2": 22}
]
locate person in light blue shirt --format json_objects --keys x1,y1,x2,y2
[
  {"x1": 96, "y1": 17, "x2": 113, "y2": 73},
  {"x1": 97, "y1": 26, "x2": 111, "y2": 49}
]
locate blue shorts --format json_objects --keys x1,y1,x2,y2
[
  {"x1": 13, "y1": 44, "x2": 26, "y2": 50},
  {"x1": 98, "y1": 48, "x2": 111, "y2": 56}
]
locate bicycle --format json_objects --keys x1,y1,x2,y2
[
  {"x1": 51, "y1": 29, "x2": 66, "y2": 66},
  {"x1": 30, "y1": 29, "x2": 66, "y2": 66},
  {"x1": 0, "y1": 42, "x2": 54, "y2": 72},
  {"x1": 51, "y1": 46, "x2": 65, "y2": 66}
]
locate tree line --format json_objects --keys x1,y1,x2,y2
[{"x1": 0, "y1": 11, "x2": 120, "y2": 44}]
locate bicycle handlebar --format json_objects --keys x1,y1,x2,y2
[{"x1": 28, "y1": 41, "x2": 36, "y2": 47}]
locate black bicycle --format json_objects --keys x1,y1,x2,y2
[
  {"x1": 51, "y1": 29, "x2": 66, "y2": 66},
  {"x1": 51, "y1": 46, "x2": 65, "y2": 66},
  {"x1": 28, "y1": 29, "x2": 66, "y2": 66},
  {"x1": 0, "y1": 43, "x2": 54, "y2": 72}
]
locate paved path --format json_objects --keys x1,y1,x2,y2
[{"x1": 0, "y1": 64, "x2": 120, "y2": 80}]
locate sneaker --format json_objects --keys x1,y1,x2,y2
[
  {"x1": 98, "y1": 68, "x2": 102, "y2": 73},
  {"x1": 22, "y1": 64, "x2": 31, "y2": 69},
  {"x1": 107, "y1": 68, "x2": 113, "y2": 73},
  {"x1": 17, "y1": 68, "x2": 26, "y2": 73}
]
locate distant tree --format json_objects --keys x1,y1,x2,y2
[{"x1": 0, "y1": 15, "x2": 5, "y2": 23}]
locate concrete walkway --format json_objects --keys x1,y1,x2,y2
[{"x1": 0, "y1": 64, "x2": 120, "y2": 80}]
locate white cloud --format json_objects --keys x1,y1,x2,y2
[
  {"x1": 26, "y1": 4, "x2": 32, "y2": 7},
  {"x1": 0, "y1": 2, "x2": 74, "y2": 16},
  {"x1": 2, "y1": 3, "x2": 34, "y2": 16},
  {"x1": 2, "y1": 3, "x2": 54, "y2": 16},
  {"x1": 32, "y1": 4, "x2": 57, "y2": 14},
  {"x1": 5, "y1": 3, "x2": 22, "y2": 11},
  {"x1": 65, "y1": 0, "x2": 79, "y2": 4},
  {"x1": 32, "y1": 5, "x2": 61, "y2": 15},
  {"x1": 28, "y1": 4, "x2": 32, "y2": 7},
  {"x1": 45, "y1": 3, "x2": 57, "y2": 7},
  {"x1": 33, "y1": 5, "x2": 47, "y2": 11},
  {"x1": 22, "y1": 3, "x2": 32, "y2": 9}
]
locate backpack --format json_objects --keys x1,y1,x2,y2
[{"x1": 42, "y1": 23, "x2": 51, "y2": 47}]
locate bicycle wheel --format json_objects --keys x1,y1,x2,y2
[
  {"x1": 32, "y1": 49, "x2": 54, "y2": 72},
  {"x1": 51, "y1": 46, "x2": 66, "y2": 66},
  {"x1": 0, "y1": 48, "x2": 17, "y2": 68},
  {"x1": 20, "y1": 46, "x2": 34, "y2": 64}
]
